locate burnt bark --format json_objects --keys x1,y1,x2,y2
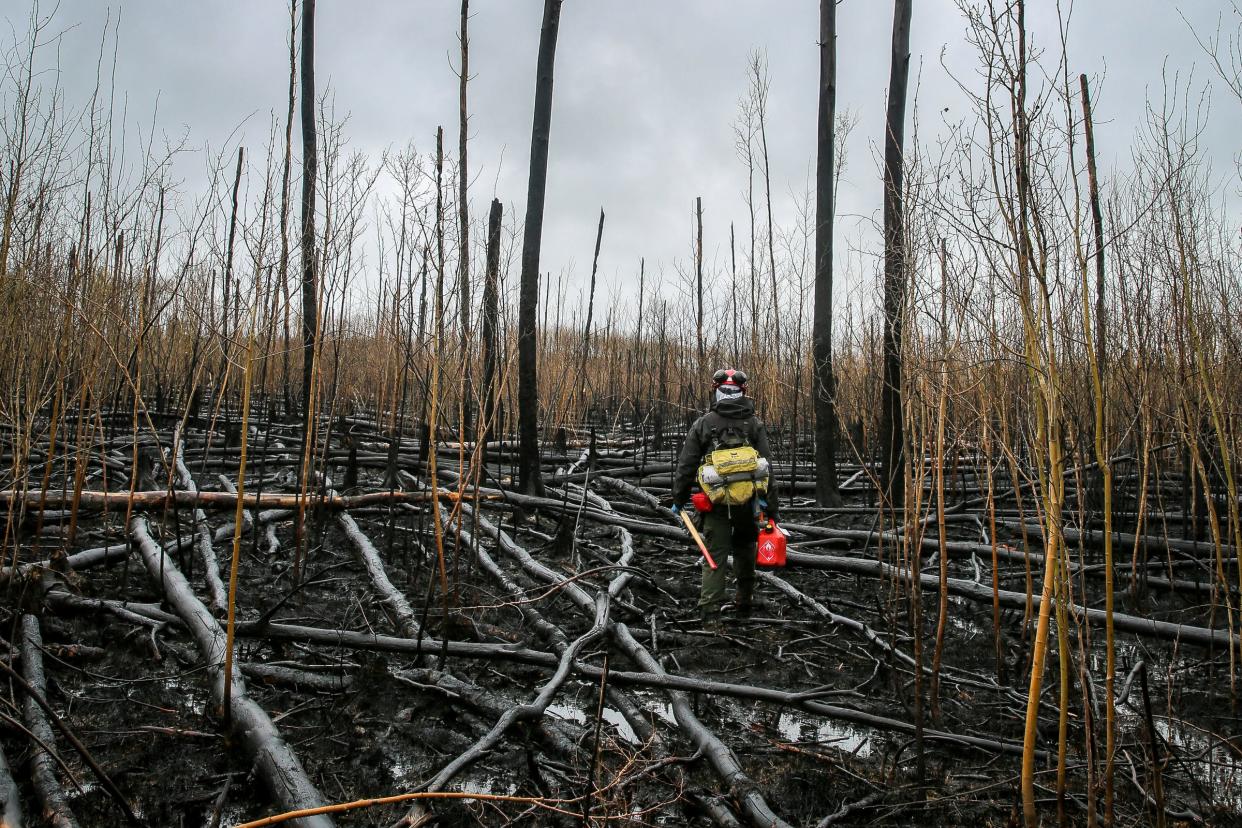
[
  {"x1": 516, "y1": 0, "x2": 564, "y2": 496},
  {"x1": 480, "y1": 198, "x2": 502, "y2": 455},
  {"x1": 457, "y1": 0, "x2": 473, "y2": 442},
  {"x1": 299, "y1": 0, "x2": 318, "y2": 417},
  {"x1": 813, "y1": 0, "x2": 843, "y2": 507},
  {"x1": 879, "y1": 0, "x2": 912, "y2": 504}
]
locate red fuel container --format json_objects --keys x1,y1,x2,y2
[{"x1": 756, "y1": 521, "x2": 787, "y2": 567}]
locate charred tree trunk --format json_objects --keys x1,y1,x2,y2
[
  {"x1": 299, "y1": 0, "x2": 318, "y2": 418},
  {"x1": 813, "y1": 0, "x2": 842, "y2": 507},
  {"x1": 480, "y1": 198, "x2": 502, "y2": 454},
  {"x1": 879, "y1": 0, "x2": 912, "y2": 505},
  {"x1": 222, "y1": 148, "x2": 244, "y2": 370},
  {"x1": 279, "y1": 0, "x2": 297, "y2": 414},
  {"x1": 579, "y1": 208, "x2": 605, "y2": 419},
  {"x1": 516, "y1": 0, "x2": 564, "y2": 496},
  {"x1": 458, "y1": 0, "x2": 473, "y2": 442}
]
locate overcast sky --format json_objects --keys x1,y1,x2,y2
[{"x1": 16, "y1": 1, "x2": 1242, "y2": 306}]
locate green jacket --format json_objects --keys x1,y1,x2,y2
[{"x1": 673, "y1": 396, "x2": 778, "y2": 516}]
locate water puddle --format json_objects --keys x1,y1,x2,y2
[
  {"x1": 602, "y1": 706, "x2": 639, "y2": 743},
  {"x1": 774, "y1": 710, "x2": 873, "y2": 758},
  {"x1": 553, "y1": 690, "x2": 876, "y2": 760},
  {"x1": 547, "y1": 701, "x2": 585, "y2": 724},
  {"x1": 550, "y1": 698, "x2": 659, "y2": 745}
]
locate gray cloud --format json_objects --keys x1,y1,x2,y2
[{"x1": 17, "y1": 1, "x2": 1241, "y2": 312}]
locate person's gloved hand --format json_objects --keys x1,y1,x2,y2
[{"x1": 671, "y1": 501, "x2": 694, "y2": 516}]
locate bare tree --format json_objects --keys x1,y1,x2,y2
[
  {"x1": 457, "y1": 0, "x2": 473, "y2": 440},
  {"x1": 0, "y1": 3, "x2": 58, "y2": 276},
  {"x1": 750, "y1": 52, "x2": 780, "y2": 368},
  {"x1": 299, "y1": 0, "x2": 318, "y2": 416},
  {"x1": 732, "y1": 91, "x2": 760, "y2": 360},
  {"x1": 879, "y1": 0, "x2": 912, "y2": 503},
  {"x1": 813, "y1": 0, "x2": 843, "y2": 506},
  {"x1": 278, "y1": 0, "x2": 298, "y2": 411},
  {"x1": 579, "y1": 207, "x2": 605, "y2": 414},
  {"x1": 695, "y1": 196, "x2": 705, "y2": 371},
  {"x1": 517, "y1": 0, "x2": 564, "y2": 496},
  {"x1": 480, "y1": 197, "x2": 502, "y2": 453}
]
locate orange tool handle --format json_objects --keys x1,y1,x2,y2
[{"x1": 678, "y1": 509, "x2": 718, "y2": 570}]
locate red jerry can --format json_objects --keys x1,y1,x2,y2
[{"x1": 756, "y1": 520, "x2": 787, "y2": 567}]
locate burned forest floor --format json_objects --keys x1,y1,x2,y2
[{"x1": 1, "y1": 415, "x2": 1240, "y2": 827}]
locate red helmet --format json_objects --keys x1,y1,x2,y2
[{"x1": 712, "y1": 368, "x2": 748, "y2": 389}]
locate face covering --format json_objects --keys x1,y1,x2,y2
[{"x1": 715, "y1": 384, "x2": 743, "y2": 403}]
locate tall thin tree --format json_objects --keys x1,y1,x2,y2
[
  {"x1": 879, "y1": 0, "x2": 912, "y2": 504},
  {"x1": 299, "y1": 0, "x2": 318, "y2": 417},
  {"x1": 1081, "y1": 71, "x2": 1116, "y2": 826},
  {"x1": 813, "y1": 0, "x2": 843, "y2": 506},
  {"x1": 695, "y1": 196, "x2": 705, "y2": 371},
  {"x1": 457, "y1": 0, "x2": 473, "y2": 440},
  {"x1": 516, "y1": 0, "x2": 564, "y2": 496},
  {"x1": 480, "y1": 198, "x2": 502, "y2": 455},
  {"x1": 278, "y1": 0, "x2": 297, "y2": 412},
  {"x1": 579, "y1": 207, "x2": 605, "y2": 415}
]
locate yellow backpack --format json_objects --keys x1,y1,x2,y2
[{"x1": 697, "y1": 427, "x2": 770, "y2": 505}]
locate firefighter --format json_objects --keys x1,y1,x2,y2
[{"x1": 672, "y1": 368, "x2": 779, "y2": 627}]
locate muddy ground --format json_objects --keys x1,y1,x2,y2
[{"x1": 1, "y1": 424, "x2": 1240, "y2": 827}]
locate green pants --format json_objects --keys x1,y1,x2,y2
[{"x1": 697, "y1": 501, "x2": 758, "y2": 614}]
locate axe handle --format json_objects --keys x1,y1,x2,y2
[{"x1": 679, "y1": 510, "x2": 718, "y2": 570}]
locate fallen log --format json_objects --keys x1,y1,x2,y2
[
  {"x1": 238, "y1": 622, "x2": 560, "y2": 668},
  {"x1": 129, "y1": 517, "x2": 336, "y2": 828},
  {"x1": 239, "y1": 663, "x2": 353, "y2": 694},
  {"x1": 336, "y1": 510, "x2": 421, "y2": 637},
  {"x1": 18, "y1": 615, "x2": 80, "y2": 828},
  {"x1": 173, "y1": 436, "x2": 227, "y2": 613},
  {"x1": 0, "y1": 504, "x2": 289, "y2": 587},
  {"x1": 0, "y1": 542, "x2": 128, "y2": 586},
  {"x1": 995, "y1": 518, "x2": 1238, "y2": 559},
  {"x1": 0, "y1": 488, "x2": 480, "y2": 511},
  {"x1": 44, "y1": 590, "x2": 183, "y2": 628},
  {"x1": 594, "y1": 475, "x2": 665, "y2": 514},
  {"x1": 786, "y1": 550, "x2": 1236, "y2": 650},
  {"x1": 0, "y1": 732, "x2": 19, "y2": 828}
]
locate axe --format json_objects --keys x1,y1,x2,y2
[{"x1": 677, "y1": 509, "x2": 718, "y2": 570}]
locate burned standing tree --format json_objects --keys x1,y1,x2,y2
[
  {"x1": 879, "y1": 0, "x2": 912, "y2": 504},
  {"x1": 299, "y1": 0, "x2": 318, "y2": 418},
  {"x1": 278, "y1": 0, "x2": 298, "y2": 411},
  {"x1": 1080, "y1": 71, "x2": 1118, "y2": 824},
  {"x1": 458, "y1": 0, "x2": 473, "y2": 442},
  {"x1": 517, "y1": 0, "x2": 563, "y2": 496},
  {"x1": 480, "y1": 197, "x2": 502, "y2": 455},
  {"x1": 578, "y1": 207, "x2": 605, "y2": 417},
  {"x1": 813, "y1": 0, "x2": 843, "y2": 507}
]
